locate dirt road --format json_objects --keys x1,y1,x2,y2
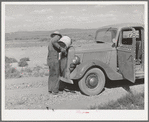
[{"x1": 5, "y1": 77, "x2": 144, "y2": 109}]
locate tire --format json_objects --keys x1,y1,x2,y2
[{"x1": 78, "y1": 68, "x2": 105, "y2": 96}]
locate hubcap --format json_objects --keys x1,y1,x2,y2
[{"x1": 86, "y1": 73, "x2": 99, "y2": 89}]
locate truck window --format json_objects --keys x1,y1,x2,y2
[{"x1": 122, "y1": 30, "x2": 139, "y2": 45}]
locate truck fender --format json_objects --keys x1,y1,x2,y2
[{"x1": 70, "y1": 60, "x2": 123, "y2": 80}]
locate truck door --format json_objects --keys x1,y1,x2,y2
[
  {"x1": 141, "y1": 28, "x2": 144, "y2": 70},
  {"x1": 117, "y1": 27, "x2": 136, "y2": 83}
]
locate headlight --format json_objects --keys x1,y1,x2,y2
[
  {"x1": 72, "y1": 55, "x2": 80, "y2": 65},
  {"x1": 69, "y1": 55, "x2": 80, "y2": 72}
]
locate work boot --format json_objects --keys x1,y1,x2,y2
[{"x1": 49, "y1": 91, "x2": 52, "y2": 94}]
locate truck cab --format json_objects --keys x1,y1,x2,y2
[{"x1": 60, "y1": 23, "x2": 144, "y2": 96}]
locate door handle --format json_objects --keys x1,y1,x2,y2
[{"x1": 127, "y1": 55, "x2": 133, "y2": 62}]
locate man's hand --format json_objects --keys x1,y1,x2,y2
[{"x1": 60, "y1": 47, "x2": 67, "y2": 55}]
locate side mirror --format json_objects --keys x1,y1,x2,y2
[
  {"x1": 112, "y1": 38, "x2": 117, "y2": 47},
  {"x1": 112, "y1": 38, "x2": 117, "y2": 44}
]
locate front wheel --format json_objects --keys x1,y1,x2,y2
[{"x1": 78, "y1": 68, "x2": 105, "y2": 96}]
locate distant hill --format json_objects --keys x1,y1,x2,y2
[{"x1": 5, "y1": 28, "x2": 97, "y2": 41}]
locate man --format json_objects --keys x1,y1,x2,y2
[{"x1": 47, "y1": 31, "x2": 67, "y2": 95}]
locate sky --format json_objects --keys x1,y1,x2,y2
[{"x1": 5, "y1": 3, "x2": 144, "y2": 33}]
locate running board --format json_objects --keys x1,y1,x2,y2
[{"x1": 60, "y1": 77, "x2": 74, "y2": 84}]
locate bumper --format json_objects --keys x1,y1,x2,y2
[{"x1": 60, "y1": 77, "x2": 74, "y2": 84}]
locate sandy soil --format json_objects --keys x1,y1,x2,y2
[{"x1": 5, "y1": 76, "x2": 144, "y2": 109}]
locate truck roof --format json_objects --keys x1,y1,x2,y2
[{"x1": 97, "y1": 23, "x2": 144, "y2": 30}]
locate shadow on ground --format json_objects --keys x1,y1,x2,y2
[
  {"x1": 105, "y1": 79, "x2": 144, "y2": 88},
  {"x1": 105, "y1": 79, "x2": 144, "y2": 93},
  {"x1": 60, "y1": 80, "x2": 80, "y2": 93},
  {"x1": 61, "y1": 79, "x2": 144, "y2": 94}
]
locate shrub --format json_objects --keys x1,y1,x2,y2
[
  {"x1": 33, "y1": 66, "x2": 42, "y2": 71},
  {"x1": 20, "y1": 67, "x2": 32, "y2": 77},
  {"x1": 21, "y1": 67, "x2": 32, "y2": 73},
  {"x1": 5, "y1": 63, "x2": 21, "y2": 79},
  {"x1": 5, "y1": 56, "x2": 17, "y2": 63},
  {"x1": 15, "y1": 65, "x2": 49, "y2": 77},
  {"x1": 18, "y1": 60, "x2": 28, "y2": 67},
  {"x1": 20, "y1": 57, "x2": 30, "y2": 62}
]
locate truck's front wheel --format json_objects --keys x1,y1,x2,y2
[{"x1": 78, "y1": 68, "x2": 105, "y2": 96}]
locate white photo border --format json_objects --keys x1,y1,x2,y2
[{"x1": 2, "y1": 1, "x2": 148, "y2": 121}]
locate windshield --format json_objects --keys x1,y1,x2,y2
[{"x1": 95, "y1": 28, "x2": 117, "y2": 43}]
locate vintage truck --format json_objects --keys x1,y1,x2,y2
[{"x1": 60, "y1": 23, "x2": 144, "y2": 96}]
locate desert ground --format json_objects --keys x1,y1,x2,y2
[{"x1": 5, "y1": 39, "x2": 144, "y2": 109}]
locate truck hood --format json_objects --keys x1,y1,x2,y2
[{"x1": 73, "y1": 42, "x2": 113, "y2": 53}]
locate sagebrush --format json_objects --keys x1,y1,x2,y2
[
  {"x1": 5, "y1": 56, "x2": 17, "y2": 63},
  {"x1": 20, "y1": 57, "x2": 30, "y2": 62},
  {"x1": 18, "y1": 60, "x2": 28, "y2": 67},
  {"x1": 5, "y1": 63, "x2": 21, "y2": 79}
]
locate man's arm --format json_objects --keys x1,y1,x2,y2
[
  {"x1": 51, "y1": 35, "x2": 62, "y2": 51},
  {"x1": 51, "y1": 35, "x2": 67, "y2": 54}
]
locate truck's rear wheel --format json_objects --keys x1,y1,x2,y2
[{"x1": 78, "y1": 68, "x2": 105, "y2": 96}]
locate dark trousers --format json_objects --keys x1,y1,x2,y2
[
  {"x1": 48, "y1": 60, "x2": 60, "y2": 93},
  {"x1": 60, "y1": 54, "x2": 67, "y2": 77},
  {"x1": 48, "y1": 54, "x2": 67, "y2": 93}
]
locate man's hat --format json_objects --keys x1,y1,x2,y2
[{"x1": 50, "y1": 31, "x2": 62, "y2": 38}]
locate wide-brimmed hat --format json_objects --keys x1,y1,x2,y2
[{"x1": 50, "y1": 31, "x2": 62, "y2": 38}]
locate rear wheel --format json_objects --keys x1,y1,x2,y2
[{"x1": 78, "y1": 68, "x2": 105, "y2": 96}]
